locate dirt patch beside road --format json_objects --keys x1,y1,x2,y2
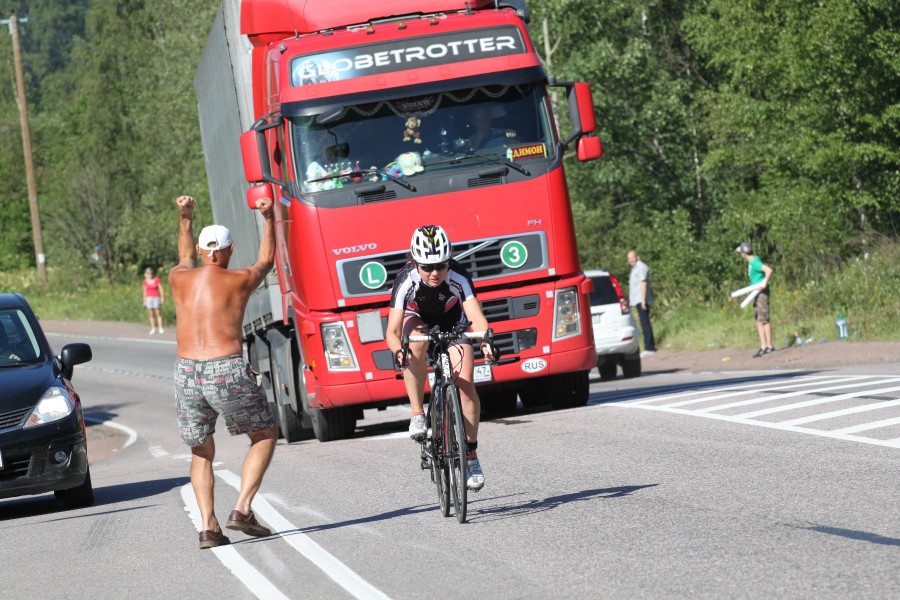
[{"x1": 641, "y1": 340, "x2": 900, "y2": 373}]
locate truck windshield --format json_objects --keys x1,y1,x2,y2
[{"x1": 292, "y1": 83, "x2": 555, "y2": 194}]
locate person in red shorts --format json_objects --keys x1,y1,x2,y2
[{"x1": 142, "y1": 268, "x2": 165, "y2": 335}]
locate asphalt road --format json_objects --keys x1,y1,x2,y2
[{"x1": 2, "y1": 326, "x2": 899, "y2": 599}]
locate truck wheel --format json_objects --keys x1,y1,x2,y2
[
  {"x1": 481, "y1": 389, "x2": 518, "y2": 416},
  {"x1": 621, "y1": 353, "x2": 642, "y2": 378},
  {"x1": 597, "y1": 360, "x2": 618, "y2": 381},
  {"x1": 268, "y1": 327, "x2": 314, "y2": 443},
  {"x1": 549, "y1": 370, "x2": 590, "y2": 409},
  {"x1": 518, "y1": 377, "x2": 549, "y2": 409},
  {"x1": 310, "y1": 407, "x2": 357, "y2": 442}
]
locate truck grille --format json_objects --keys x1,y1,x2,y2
[
  {"x1": 337, "y1": 232, "x2": 547, "y2": 298},
  {"x1": 371, "y1": 327, "x2": 537, "y2": 371}
]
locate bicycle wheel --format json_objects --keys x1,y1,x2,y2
[
  {"x1": 444, "y1": 383, "x2": 468, "y2": 523},
  {"x1": 429, "y1": 393, "x2": 450, "y2": 517}
]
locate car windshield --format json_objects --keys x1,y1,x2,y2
[
  {"x1": 0, "y1": 308, "x2": 44, "y2": 365},
  {"x1": 292, "y1": 83, "x2": 555, "y2": 195}
]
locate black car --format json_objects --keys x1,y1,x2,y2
[{"x1": 0, "y1": 293, "x2": 94, "y2": 508}]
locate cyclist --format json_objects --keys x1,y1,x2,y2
[{"x1": 386, "y1": 225, "x2": 494, "y2": 491}]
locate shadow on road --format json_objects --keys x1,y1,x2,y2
[
  {"x1": 468, "y1": 484, "x2": 660, "y2": 522},
  {"x1": 0, "y1": 476, "x2": 189, "y2": 522}
]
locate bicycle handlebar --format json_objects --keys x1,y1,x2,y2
[{"x1": 398, "y1": 322, "x2": 498, "y2": 369}]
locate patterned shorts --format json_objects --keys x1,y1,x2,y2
[
  {"x1": 174, "y1": 354, "x2": 274, "y2": 446},
  {"x1": 754, "y1": 290, "x2": 771, "y2": 324}
]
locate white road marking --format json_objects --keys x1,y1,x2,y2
[
  {"x1": 779, "y1": 396, "x2": 900, "y2": 426},
  {"x1": 665, "y1": 376, "x2": 876, "y2": 409},
  {"x1": 611, "y1": 374, "x2": 900, "y2": 449},
  {"x1": 624, "y1": 374, "x2": 838, "y2": 405},
  {"x1": 45, "y1": 331, "x2": 176, "y2": 345},
  {"x1": 83, "y1": 417, "x2": 138, "y2": 448},
  {"x1": 180, "y1": 485, "x2": 290, "y2": 600},
  {"x1": 732, "y1": 384, "x2": 900, "y2": 419},
  {"x1": 216, "y1": 469, "x2": 392, "y2": 600},
  {"x1": 698, "y1": 377, "x2": 900, "y2": 414},
  {"x1": 831, "y1": 416, "x2": 900, "y2": 435}
]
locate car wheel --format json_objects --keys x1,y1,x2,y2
[
  {"x1": 60, "y1": 467, "x2": 94, "y2": 509},
  {"x1": 622, "y1": 354, "x2": 642, "y2": 378},
  {"x1": 597, "y1": 360, "x2": 618, "y2": 381}
]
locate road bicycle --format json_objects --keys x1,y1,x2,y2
[{"x1": 400, "y1": 322, "x2": 496, "y2": 523}]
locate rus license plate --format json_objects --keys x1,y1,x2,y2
[{"x1": 474, "y1": 364, "x2": 492, "y2": 383}]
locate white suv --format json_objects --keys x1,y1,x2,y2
[{"x1": 585, "y1": 269, "x2": 642, "y2": 380}]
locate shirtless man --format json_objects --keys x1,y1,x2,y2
[{"x1": 169, "y1": 194, "x2": 278, "y2": 549}]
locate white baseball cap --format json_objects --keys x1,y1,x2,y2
[{"x1": 198, "y1": 225, "x2": 233, "y2": 257}]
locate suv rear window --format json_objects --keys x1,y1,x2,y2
[{"x1": 588, "y1": 276, "x2": 620, "y2": 306}]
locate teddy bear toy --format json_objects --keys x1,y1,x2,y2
[{"x1": 402, "y1": 116, "x2": 422, "y2": 144}]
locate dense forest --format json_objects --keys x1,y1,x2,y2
[{"x1": 0, "y1": 0, "x2": 897, "y2": 317}]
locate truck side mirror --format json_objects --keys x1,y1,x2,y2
[
  {"x1": 240, "y1": 129, "x2": 268, "y2": 183},
  {"x1": 247, "y1": 183, "x2": 275, "y2": 209},
  {"x1": 577, "y1": 136, "x2": 603, "y2": 162},
  {"x1": 567, "y1": 82, "x2": 597, "y2": 135}
]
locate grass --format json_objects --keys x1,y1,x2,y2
[{"x1": 0, "y1": 266, "x2": 176, "y2": 326}]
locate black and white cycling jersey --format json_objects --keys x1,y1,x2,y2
[{"x1": 389, "y1": 259, "x2": 476, "y2": 331}]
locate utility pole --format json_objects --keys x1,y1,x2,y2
[{"x1": 2, "y1": 14, "x2": 47, "y2": 285}]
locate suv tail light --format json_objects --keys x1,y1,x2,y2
[{"x1": 609, "y1": 275, "x2": 630, "y2": 315}]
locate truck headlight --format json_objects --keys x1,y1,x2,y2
[
  {"x1": 553, "y1": 287, "x2": 582, "y2": 340},
  {"x1": 24, "y1": 387, "x2": 75, "y2": 428},
  {"x1": 320, "y1": 322, "x2": 359, "y2": 371}
]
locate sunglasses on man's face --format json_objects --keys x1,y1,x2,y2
[{"x1": 418, "y1": 262, "x2": 449, "y2": 273}]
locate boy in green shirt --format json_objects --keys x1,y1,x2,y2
[{"x1": 736, "y1": 242, "x2": 775, "y2": 357}]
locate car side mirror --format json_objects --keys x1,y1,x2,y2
[{"x1": 59, "y1": 343, "x2": 92, "y2": 379}]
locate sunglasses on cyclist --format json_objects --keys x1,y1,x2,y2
[{"x1": 418, "y1": 262, "x2": 449, "y2": 273}]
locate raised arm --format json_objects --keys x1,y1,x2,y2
[
  {"x1": 173, "y1": 195, "x2": 197, "y2": 271},
  {"x1": 245, "y1": 194, "x2": 276, "y2": 289}
]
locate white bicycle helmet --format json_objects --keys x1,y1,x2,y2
[{"x1": 410, "y1": 225, "x2": 452, "y2": 264}]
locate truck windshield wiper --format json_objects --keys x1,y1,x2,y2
[
  {"x1": 306, "y1": 168, "x2": 416, "y2": 192},
  {"x1": 424, "y1": 152, "x2": 531, "y2": 176}
]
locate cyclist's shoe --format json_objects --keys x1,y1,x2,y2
[
  {"x1": 409, "y1": 414, "x2": 427, "y2": 440},
  {"x1": 467, "y1": 458, "x2": 485, "y2": 492}
]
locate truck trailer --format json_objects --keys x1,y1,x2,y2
[{"x1": 194, "y1": 0, "x2": 603, "y2": 442}]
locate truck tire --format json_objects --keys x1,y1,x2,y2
[
  {"x1": 481, "y1": 389, "x2": 518, "y2": 416},
  {"x1": 518, "y1": 376, "x2": 550, "y2": 409},
  {"x1": 549, "y1": 370, "x2": 590, "y2": 409},
  {"x1": 310, "y1": 406, "x2": 357, "y2": 442},
  {"x1": 268, "y1": 327, "x2": 314, "y2": 443}
]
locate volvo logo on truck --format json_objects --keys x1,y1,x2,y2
[{"x1": 332, "y1": 244, "x2": 377, "y2": 255}]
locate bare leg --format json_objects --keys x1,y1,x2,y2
[
  {"x1": 190, "y1": 435, "x2": 219, "y2": 532},
  {"x1": 451, "y1": 343, "x2": 480, "y2": 443},
  {"x1": 756, "y1": 321, "x2": 767, "y2": 349},
  {"x1": 402, "y1": 317, "x2": 427, "y2": 414},
  {"x1": 233, "y1": 426, "x2": 278, "y2": 515},
  {"x1": 763, "y1": 322, "x2": 773, "y2": 349}
]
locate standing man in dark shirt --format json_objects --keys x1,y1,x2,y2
[{"x1": 628, "y1": 250, "x2": 656, "y2": 357}]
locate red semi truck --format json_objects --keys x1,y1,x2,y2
[{"x1": 194, "y1": 0, "x2": 603, "y2": 442}]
